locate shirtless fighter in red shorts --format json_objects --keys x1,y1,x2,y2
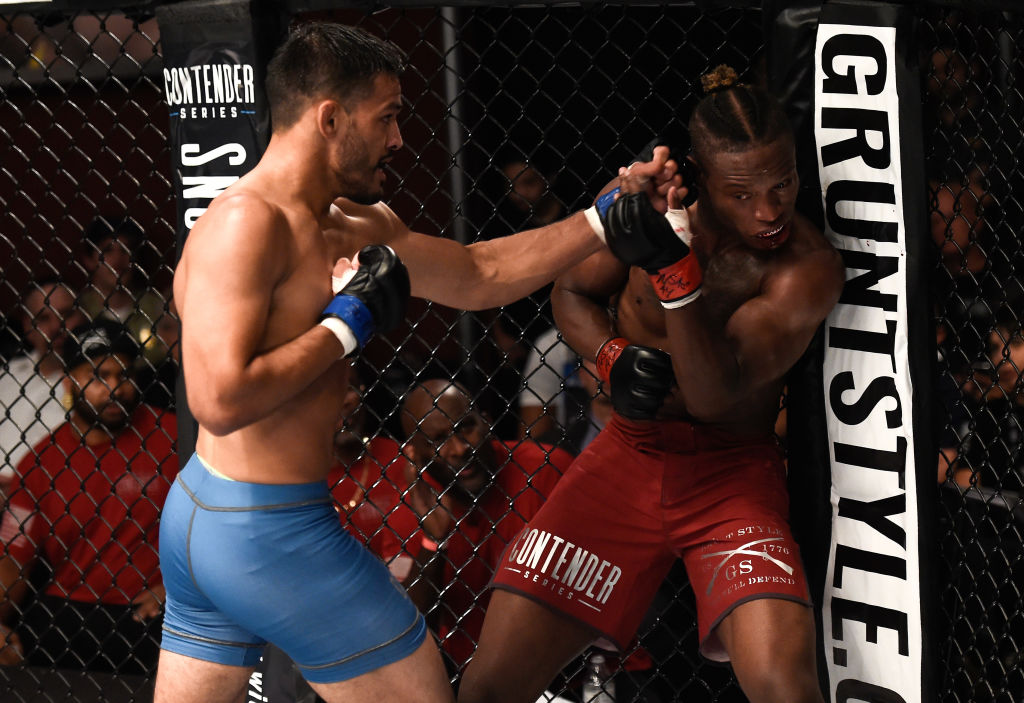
[{"x1": 459, "y1": 66, "x2": 845, "y2": 703}]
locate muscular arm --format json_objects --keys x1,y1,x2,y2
[
  {"x1": 391, "y1": 211, "x2": 604, "y2": 310},
  {"x1": 0, "y1": 546, "x2": 34, "y2": 665},
  {"x1": 386, "y1": 146, "x2": 679, "y2": 310},
  {"x1": 551, "y1": 249, "x2": 630, "y2": 361},
  {"x1": 665, "y1": 247, "x2": 844, "y2": 421},
  {"x1": 178, "y1": 197, "x2": 344, "y2": 435},
  {"x1": 0, "y1": 554, "x2": 31, "y2": 626}
]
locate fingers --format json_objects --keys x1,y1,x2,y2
[
  {"x1": 332, "y1": 257, "x2": 355, "y2": 277},
  {"x1": 0, "y1": 628, "x2": 24, "y2": 665},
  {"x1": 617, "y1": 162, "x2": 651, "y2": 195},
  {"x1": 649, "y1": 145, "x2": 671, "y2": 170},
  {"x1": 667, "y1": 185, "x2": 684, "y2": 211}
]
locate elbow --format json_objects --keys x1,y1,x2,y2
[
  {"x1": 187, "y1": 386, "x2": 248, "y2": 436},
  {"x1": 460, "y1": 269, "x2": 504, "y2": 311}
]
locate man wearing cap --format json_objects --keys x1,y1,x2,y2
[{"x1": 0, "y1": 319, "x2": 178, "y2": 675}]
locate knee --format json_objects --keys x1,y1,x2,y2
[
  {"x1": 457, "y1": 673, "x2": 505, "y2": 703},
  {"x1": 738, "y1": 665, "x2": 824, "y2": 703}
]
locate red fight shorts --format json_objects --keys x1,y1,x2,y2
[{"x1": 492, "y1": 414, "x2": 811, "y2": 662}]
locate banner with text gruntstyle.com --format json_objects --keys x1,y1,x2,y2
[{"x1": 812, "y1": 1, "x2": 935, "y2": 702}]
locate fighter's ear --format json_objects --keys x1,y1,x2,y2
[
  {"x1": 315, "y1": 99, "x2": 345, "y2": 137},
  {"x1": 401, "y1": 456, "x2": 417, "y2": 484},
  {"x1": 400, "y1": 440, "x2": 418, "y2": 466}
]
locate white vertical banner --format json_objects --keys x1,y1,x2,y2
[{"x1": 815, "y1": 17, "x2": 922, "y2": 703}]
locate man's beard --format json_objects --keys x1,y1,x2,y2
[
  {"x1": 343, "y1": 188, "x2": 383, "y2": 206},
  {"x1": 423, "y1": 456, "x2": 495, "y2": 505},
  {"x1": 72, "y1": 389, "x2": 136, "y2": 435},
  {"x1": 337, "y1": 131, "x2": 385, "y2": 205}
]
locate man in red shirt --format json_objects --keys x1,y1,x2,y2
[
  {"x1": 326, "y1": 368, "x2": 404, "y2": 526},
  {"x1": 0, "y1": 319, "x2": 178, "y2": 674},
  {"x1": 345, "y1": 379, "x2": 573, "y2": 677}
]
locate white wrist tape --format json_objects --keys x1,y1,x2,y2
[
  {"x1": 319, "y1": 316, "x2": 359, "y2": 357},
  {"x1": 664, "y1": 207, "x2": 693, "y2": 246},
  {"x1": 660, "y1": 288, "x2": 702, "y2": 310},
  {"x1": 583, "y1": 207, "x2": 606, "y2": 245},
  {"x1": 331, "y1": 268, "x2": 358, "y2": 295}
]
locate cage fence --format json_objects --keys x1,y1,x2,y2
[{"x1": 0, "y1": 1, "x2": 1019, "y2": 702}]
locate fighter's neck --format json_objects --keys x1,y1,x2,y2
[{"x1": 256, "y1": 135, "x2": 337, "y2": 216}]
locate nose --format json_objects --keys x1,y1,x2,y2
[
  {"x1": 441, "y1": 433, "x2": 471, "y2": 463},
  {"x1": 754, "y1": 191, "x2": 783, "y2": 224},
  {"x1": 388, "y1": 122, "x2": 403, "y2": 152}
]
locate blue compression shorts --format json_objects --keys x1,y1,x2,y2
[{"x1": 159, "y1": 454, "x2": 427, "y2": 683}]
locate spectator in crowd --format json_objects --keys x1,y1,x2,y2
[
  {"x1": 936, "y1": 309, "x2": 975, "y2": 488},
  {"x1": 0, "y1": 319, "x2": 178, "y2": 674},
  {"x1": 498, "y1": 158, "x2": 566, "y2": 235},
  {"x1": 327, "y1": 369, "x2": 404, "y2": 556},
  {"x1": 0, "y1": 278, "x2": 85, "y2": 493},
  {"x1": 517, "y1": 326, "x2": 584, "y2": 443},
  {"x1": 958, "y1": 318, "x2": 1024, "y2": 493},
  {"x1": 558, "y1": 359, "x2": 613, "y2": 455},
  {"x1": 479, "y1": 157, "x2": 569, "y2": 439},
  {"x1": 78, "y1": 215, "x2": 170, "y2": 364},
  {"x1": 929, "y1": 169, "x2": 990, "y2": 281},
  {"x1": 346, "y1": 379, "x2": 573, "y2": 678},
  {"x1": 135, "y1": 292, "x2": 181, "y2": 410}
]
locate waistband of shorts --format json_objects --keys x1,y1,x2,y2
[
  {"x1": 177, "y1": 453, "x2": 332, "y2": 510},
  {"x1": 608, "y1": 413, "x2": 776, "y2": 453}
]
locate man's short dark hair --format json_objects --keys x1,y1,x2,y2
[
  {"x1": 63, "y1": 319, "x2": 139, "y2": 372},
  {"x1": 84, "y1": 215, "x2": 143, "y2": 249},
  {"x1": 265, "y1": 22, "x2": 405, "y2": 130}
]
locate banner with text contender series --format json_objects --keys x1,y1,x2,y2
[
  {"x1": 156, "y1": 0, "x2": 282, "y2": 463},
  {"x1": 776, "y1": 1, "x2": 938, "y2": 701}
]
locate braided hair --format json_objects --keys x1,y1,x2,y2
[{"x1": 689, "y1": 65, "x2": 792, "y2": 159}]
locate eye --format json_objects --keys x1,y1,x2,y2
[
  {"x1": 775, "y1": 179, "x2": 792, "y2": 190},
  {"x1": 733, "y1": 193, "x2": 751, "y2": 201}
]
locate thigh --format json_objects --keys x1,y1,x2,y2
[
  {"x1": 309, "y1": 635, "x2": 454, "y2": 703},
  {"x1": 154, "y1": 648, "x2": 253, "y2": 703},
  {"x1": 715, "y1": 598, "x2": 820, "y2": 700},
  {"x1": 458, "y1": 589, "x2": 597, "y2": 703}
]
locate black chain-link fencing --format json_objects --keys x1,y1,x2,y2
[
  {"x1": 924, "y1": 5, "x2": 1024, "y2": 702},
  {"x1": 0, "y1": 2, "x2": 1020, "y2": 701}
]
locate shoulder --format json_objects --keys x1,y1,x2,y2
[
  {"x1": 368, "y1": 436, "x2": 404, "y2": 470},
  {"x1": 776, "y1": 215, "x2": 844, "y2": 292},
  {"x1": 505, "y1": 440, "x2": 574, "y2": 477},
  {"x1": 2, "y1": 354, "x2": 35, "y2": 379},
  {"x1": 18, "y1": 424, "x2": 70, "y2": 473},
  {"x1": 187, "y1": 190, "x2": 292, "y2": 255},
  {"x1": 133, "y1": 406, "x2": 178, "y2": 442},
  {"x1": 325, "y1": 199, "x2": 407, "y2": 253}
]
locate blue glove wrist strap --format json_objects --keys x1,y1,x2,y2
[
  {"x1": 321, "y1": 295, "x2": 374, "y2": 347},
  {"x1": 595, "y1": 187, "x2": 621, "y2": 218}
]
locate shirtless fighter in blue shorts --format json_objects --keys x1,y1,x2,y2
[{"x1": 156, "y1": 21, "x2": 679, "y2": 703}]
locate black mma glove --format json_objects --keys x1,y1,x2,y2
[
  {"x1": 320, "y1": 244, "x2": 410, "y2": 357},
  {"x1": 603, "y1": 192, "x2": 702, "y2": 309},
  {"x1": 595, "y1": 337, "x2": 674, "y2": 420}
]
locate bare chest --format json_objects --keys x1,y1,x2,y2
[
  {"x1": 699, "y1": 247, "x2": 769, "y2": 327},
  {"x1": 618, "y1": 248, "x2": 769, "y2": 340},
  {"x1": 261, "y1": 237, "x2": 334, "y2": 350}
]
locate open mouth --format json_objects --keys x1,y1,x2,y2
[{"x1": 756, "y1": 223, "x2": 789, "y2": 246}]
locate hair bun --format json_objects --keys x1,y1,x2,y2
[{"x1": 700, "y1": 65, "x2": 742, "y2": 94}]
